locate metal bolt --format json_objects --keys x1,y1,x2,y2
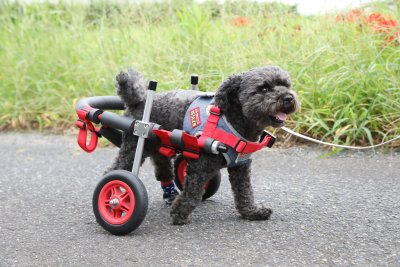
[{"x1": 109, "y1": 198, "x2": 119, "y2": 208}]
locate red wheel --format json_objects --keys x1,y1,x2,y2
[
  {"x1": 174, "y1": 155, "x2": 221, "y2": 200},
  {"x1": 93, "y1": 170, "x2": 148, "y2": 235},
  {"x1": 97, "y1": 180, "x2": 135, "y2": 225}
]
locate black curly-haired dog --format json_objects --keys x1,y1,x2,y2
[{"x1": 107, "y1": 66, "x2": 299, "y2": 225}]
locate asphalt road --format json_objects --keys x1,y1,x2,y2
[{"x1": 1, "y1": 133, "x2": 399, "y2": 266}]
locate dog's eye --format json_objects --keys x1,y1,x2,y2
[{"x1": 261, "y1": 87, "x2": 271, "y2": 93}]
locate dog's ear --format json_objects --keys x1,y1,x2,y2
[{"x1": 214, "y1": 73, "x2": 242, "y2": 110}]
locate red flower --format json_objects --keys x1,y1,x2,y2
[
  {"x1": 385, "y1": 35, "x2": 395, "y2": 43},
  {"x1": 336, "y1": 10, "x2": 399, "y2": 45},
  {"x1": 233, "y1": 16, "x2": 249, "y2": 27},
  {"x1": 347, "y1": 9, "x2": 363, "y2": 22},
  {"x1": 366, "y1": 13, "x2": 397, "y2": 32},
  {"x1": 366, "y1": 13, "x2": 385, "y2": 24},
  {"x1": 384, "y1": 31, "x2": 400, "y2": 44},
  {"x1": 380, "y1": 19, "x2": 397, "y2": 28},
  {"x1": 335, "y1": 14, "x2": 345, "y2": 22},
  {"x1": 368, "y1": 16, "x2": 398, "y2": 43}
]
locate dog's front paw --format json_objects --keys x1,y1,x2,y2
[
  {"x1": 170, "y1": 209, "x2": 191, "y2": 225},
  {"x1": 240, "y1": 206, "x2": 273, "y2": 221},
  {"x1": 170, "y1": 197, "x2": 191, "y2": 225}
]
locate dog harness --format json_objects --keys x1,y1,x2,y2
[{"x1": 183, "y1": 95, "x2": 275, "y2": 168}]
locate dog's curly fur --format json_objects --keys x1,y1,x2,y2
[{"x1": 107, "y1": 66, "x2": 299, "y2": 225}]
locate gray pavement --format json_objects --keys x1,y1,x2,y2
[{"x1": 0, "y1": 133, "x2": 399, "y2": 266}]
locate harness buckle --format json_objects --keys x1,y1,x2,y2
[
  {"x1": 260, "y1": 130, "x2": 276, "y2": 148},
  {"x1": 209, "y1": 106, "x2": 221, "y2": 116},
  {"x1": 234, "y1": 140, "x2": 247, "y2": 153}
]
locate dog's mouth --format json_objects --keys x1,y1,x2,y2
[{"x1": 269, "y1": 112, "x2": 288, "y2": 124}]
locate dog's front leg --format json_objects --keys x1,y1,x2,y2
[
  {"x1": 170, "y1": 154, "x2": 223, "y2": 225},
  {"x1": 228, "y1": 163, "x2": 272, "y2": 220}
]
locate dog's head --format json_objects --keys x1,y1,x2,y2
[{"x1": 215, "y1": 66, "x2": 299, "y2": 129}]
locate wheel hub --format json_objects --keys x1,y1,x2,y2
[{"x1": 109, "y1": 198, "x2": 119, "y2": 208}]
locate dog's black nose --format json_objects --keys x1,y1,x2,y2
[{"x1": 283, "y1": 94, "x2": 294, "y2": 103}]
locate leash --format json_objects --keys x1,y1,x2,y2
[{"x1": 281, "y1": 126, "x2": 400, "y2": 150}]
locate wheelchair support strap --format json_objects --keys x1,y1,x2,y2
[{"x1": 76, "y1": 107, "x2": 99, "y2": 153}]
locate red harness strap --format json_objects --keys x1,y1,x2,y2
[
  {"x1": 76, "y1": 107, "x2": 99, "y2": 153},
  {"x1": 200, "y1": 106, "x2": 272, "y2": 154}
]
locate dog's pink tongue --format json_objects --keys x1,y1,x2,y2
[{"x1": 276, "y1": 112, "x2": 287, "y2": 121}]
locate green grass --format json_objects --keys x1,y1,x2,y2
[{"x1": 0, "y1": 1, "x2": 399, "y2": 147}]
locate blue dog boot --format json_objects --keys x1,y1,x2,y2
[{"x1": 161, "y1": 181, "x2": 179, "y2": 206}]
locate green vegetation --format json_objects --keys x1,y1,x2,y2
[{"x1": 0, "y1": 1, "x2": 399, "y2": 147}]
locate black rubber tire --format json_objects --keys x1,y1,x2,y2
[
  {"x1": 174, "y1": 155, "x2": 221, "y2": 200},
  {"x1": 93, "y1": 170, "x2": 148, "y2": 235}
]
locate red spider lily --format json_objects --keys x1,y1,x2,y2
[
  {"x1": 384, "y1": 32, "x2": 399, "y2": 43},
  {"x1": 336, "y1": 10, "x2": 399, "y2": 45},
  {"x1": 335, "y1": 14, "x2": 344, "y2": 22},
  {"x1": 374, "y1": 20, "x2": 398, "y2": 38},
  {"x1": 367, "y1": 14, "x2": 399, "y2": 44},
  {"x1": 233, "y1": 16, "x2": 249, "y2": 27},
  {"x1": 347, "y1": 9, "x2": 363, "y2": 22},
  {"x1": 375, "y1": 19, "x2": 397, "y2": 30},
  {"x1": 366, "y1": 13, "x2": 397, "y2": 30},
  {"x1": 336, "y1": 9, "x2": 363, "y2": 22},
  {"x1": 365, "y1": 12, "x2": 386, "y2": 24}
]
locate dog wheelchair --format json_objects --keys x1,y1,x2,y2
[{"x1": 75, "y1": 76, "x2": 275, "y2": 235}]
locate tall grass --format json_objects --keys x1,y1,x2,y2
[{"x1": 0, "y1": 1, "x2": 399, "y2": 146}]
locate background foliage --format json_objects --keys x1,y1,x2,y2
[{"x1": 0, "y1": 1, "x2": 399, "y2": 146}]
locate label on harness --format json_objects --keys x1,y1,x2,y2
[
  {"x1": 235, "y1": 152, "x2": 253, "y2": 164},
  {"x1": 189, "y1": 107, "x2": 201, "y2": 128}
]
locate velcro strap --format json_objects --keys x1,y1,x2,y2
[
  {"x1": 77, "y1": 120, "x2": 98, "y2": 153},
  {"x1": 182, "y1": 151, "x2": 199, "y2": 160},
  {"x1": 159, "y1": 146, "x2": 176, "y2": 158},
  {"x1": 153, "y1": 129, "x2": 176, "y2": 158},
  {"x1": 181, "y1": 132, "x2": 200, "y2": 159},
  {"x1": 76, "y1": 107, "x2": 99, "y2": 153}
]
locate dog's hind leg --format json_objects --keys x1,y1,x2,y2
[
  {"x1": 151, "y1": 153, "x2": 178, "y2": 205},
  {"x1": 228, "y1": 163, "x2": 272, "y2": 220},
  {"x1": 170, "y1": 154, "x2": 224, "y2": 225},
  {"x1": 151, "y1": 153, "x2": 174, "y2": 183}
]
